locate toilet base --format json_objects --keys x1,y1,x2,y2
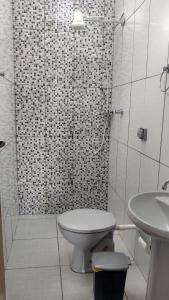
[
  {"x1": 71, "y1": 247, "x2": 92, "y2": 273},
  {"x1": 71, "y1": 234, "x2": 114, "y2": 273}
]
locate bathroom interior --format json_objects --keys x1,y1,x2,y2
[{"x1": 0, "y1": 0, "x2": 169, "y2": 299}]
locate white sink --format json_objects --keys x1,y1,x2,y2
[
  {"x1": 128, "y1": 192, "x2": 169, "y2": 300},
  {"x1": 128, "y1": 192, "x2": 169, "y2": 239}
]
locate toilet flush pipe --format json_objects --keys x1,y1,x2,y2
[{"x1": 115, "y1": 224, "x2": 136, "y2": 231}]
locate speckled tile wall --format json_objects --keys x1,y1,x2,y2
[{"x1": 13, "y1": 0, "x2": 115, "y2": 214}]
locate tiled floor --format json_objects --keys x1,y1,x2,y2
[{"x1": 5, "y1": 215, "x2": 147, "y2": 300}]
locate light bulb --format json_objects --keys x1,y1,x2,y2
[{"x1": 71, "y1": 10, "x2": 85, "y2": 29}]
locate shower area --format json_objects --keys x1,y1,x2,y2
[
  {"x1": 0, "y1": 0, "x2": 115, "y2": 267},
  {"x1": 14, "y1": 0, "x2": 115, "y2": 215}
]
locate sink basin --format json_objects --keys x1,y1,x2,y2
[
  {"x1": 128, "y1": 192, "x2": 169, "y2": 300},
  {"x1": 128, "y1": 192, "x2": 169, "y2": 240}
]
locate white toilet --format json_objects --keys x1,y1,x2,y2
[{"x1": 58, "y1": 209, "x2": 116, "y2": 273}]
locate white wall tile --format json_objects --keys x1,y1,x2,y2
[
  {"x1": 0, "y1": 25, "x2": 14, "y2": 82},
  {"x1": 113, "y1": 0, "x2": 169, "y2": 287},
  {"x1": 142, "y1": 76, "x2": 164, "y2": 160},
  {"x1": 129, "y1": 76, "x2": 164, "y2": 160},
  {"x1": 4, "y1": 211, "x2": 13, "y2": 262},
  {"x1": 139, "y1": 155, "x2": 159, "y2": 192},
  {"x1": 110, "y1": 84, "x2": 131, "y2": 144},
  {"x1": 0, "y1": 0, "x2": 13, "y2": 27},
  {"x1": 108, "y1": 185, "x2": 125, "y2": 225},
  {"x1": 123, "y1": 148, "x2": 140, "y2": 257},
  {"x1": 135, "y1": 0, "x2": 146, "y2": 10},
  {"x1": 132, "y1": 0, "x2": 150, "y2": 81},
  {"x1": 161, "y1": 89, "x2": 169, "y2": 167},
  {"x1": 120, "y1": 15, "x2": 135, "y2": 85},
  {"x1": 113, "y1": 28, "x2": 123, "y2": 86},
  {"x1": 129, "y1": 79, "x2": 146, "y2": 151},
  {"x1": 123, "y1": 0, "x2": 135, "y2": 20},
  {"x1": 147, "y1": 0, "x2": 169, "y2": 77},
  {"x1": 116, "y1": 143, "x2": 128, "y2": 201},
  {"x1": 115, "y1": 0, "x2": 124, "y2": 20},
  {"x1": 126, "y1": 148, "x2": 140, "y2": 202},
  {"x1": 0, "y1": 80, "x2": 14, "y2": 142},
  {"x1": 108, "y1": 138, "x2": 118, "y2": 190}
]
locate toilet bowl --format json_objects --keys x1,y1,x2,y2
[{"x1": 58, "y1": 209, "x2": 116, "y2": 273}]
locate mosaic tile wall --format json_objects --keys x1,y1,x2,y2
[{"x1": 13, "y1": 0, "x2": 115, "y2": 214}]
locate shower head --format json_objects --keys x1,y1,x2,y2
[{"x1": 71, "y1": 10, "x2": 86, "y2": 30}]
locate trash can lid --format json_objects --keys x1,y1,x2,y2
[{"x1": 92, "y1": 252, "x2": 130, "y2": 271}]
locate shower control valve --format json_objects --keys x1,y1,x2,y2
[
  {"x1": 110, "y1": 109, "x2": 124, "y2": 115},
  {"x1": 0, "y1": 141, "x2": 5, "y2": 148},
  {"x1": 137, "y1": 128, "x2": 147, "y2": 141}
]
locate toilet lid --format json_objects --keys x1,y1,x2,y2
[{"x1": 58, "y1": 209, "x2": 116, "y2": 233}]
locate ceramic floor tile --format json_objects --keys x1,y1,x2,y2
[
  {"x1": 58, "y1": 237, "x2": 73, "y2": 266},
  {"x1": 6, "y1": 267, "x2": 62, "y2": 300},
  {"x1": 125, "y1": 265, "x2": 147, "y2": 300},
  {"x1": 7, "y1": 239, "x2": 59, "y2": 269},
  {"x1": 18, "y1": 214, "x2": 56, "y2": 220},
  {"x1": 61, "y1": 266, "x2": 127, "y2": 300},
  {"x1": 15, "y1": 218, "x2": 57, "y2": 239},
  {"x1": 61, "y1": 266, "x2": 93, "y2": 300}
]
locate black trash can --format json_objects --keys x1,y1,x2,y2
[{"x1": 92, "y1": 252, "x2": 130, "y2": 300}]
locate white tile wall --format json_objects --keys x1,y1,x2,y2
[
  {"x1": 147, "y1": 0, "x2": 169, "y2": 77},
  {"x1": 123, "y1": 148, "x2": 140, "y2": 257},
  {"x1": 126, "y1": 147, "x2": 140, "y2": 202},
  {"x1": 161, "y1": 89, "x2": 169, "y2": 167},
  {"x1": 0, "y1": 80, "x2": 14, "y2": 142},
  {"x1": 111, "y1": 84, "x2": 131, "y2": 144},
  {"x1": 135, "y1": 0, "x2": 146, "y2": 10},
  {"x1": 121, "y1": 16, "x2": 135, "y2": 85},
  {"x1": 113, "y1": 28, "x2": 123, "y2": 87},
  {"x1": 108, "y1": 185, "x2": 125, "y2": 225},
  {"x1": 0, "y1": 25, "x2": 14, "y2": 82},
  {"x1": 139, "y1": 155, "x2": 159, "y2": 193},
  {"x1": 132, "y1": 0, "x2": 150, "y2": 81},
  {"x1": 116, "y1": 143, "x2": 128, "y2": 201},
  {"x1": 109, "y1": 0, "x2": 169, "y2": 286},
  {"x1": 0, "y1": 0, "x2": 13, "y2": 27},
  {"x1": 129, "y1": 76, "x2": 164, "y2": 161},
  {"x1": 123, "y1": 0, "x2": 135, "y2": 20},
  {"x1": 108, "y1": 138, "x2": 118, "y2": 190},
  {"x1": 129, "y1": 79, "x2": 146, "y2": 150},
  {"x1": 142, "y1": 76, "x2": 164, "y2": 160},
  {"x1": 115, "y1": 0, "x2": 124, "y2": 20}
]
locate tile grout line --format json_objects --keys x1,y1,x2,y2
[
  {"x1": 5, "y1": 264, "x2": 60, "y2": 271},
  {"x1": 56, "y1": 218, "x2": 64, "y2": 300},
  {"x1": 14, "y1": 236, "x2": 58, "y2": 241}
]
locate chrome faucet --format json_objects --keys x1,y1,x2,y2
[{"x1": 162, "y1": 180, "x2": 169, "y2": 191}]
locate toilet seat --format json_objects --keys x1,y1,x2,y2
[{"x1": 58, "y1": 209, "x2": 116, "y2": 233}]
